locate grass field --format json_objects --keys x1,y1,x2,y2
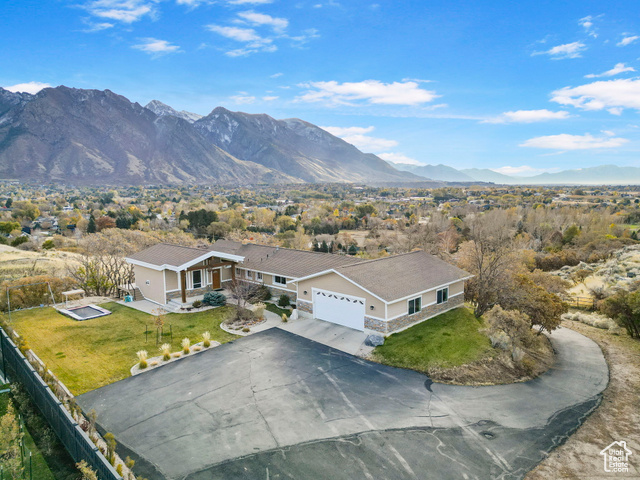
[
  {"x1": 0, "y1": 386, "x2": 57, "y2": 480},
  {"x1": 265, "y1": 302, "x2": 291, "y2": 318},
  {"x1": 4, "y1": 302, "x2": 239, "y2": 395},
  {"x1": 373, "y1": 307, "x2": 493, "y2": 372}
]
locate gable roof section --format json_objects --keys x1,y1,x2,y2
[
  {"x1": 126, "y1": 243, "x2": 218, "y2": 271},
  {"x1": 335, "y1": 250, "x2": 471, "y2": 302},
  {"x1": 210, "y1": 240, "x2": 361, "y2": 278}
]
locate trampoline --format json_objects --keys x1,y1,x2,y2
[{"x1": 59, "y1": 304, "x2": 111, "y2": 321}]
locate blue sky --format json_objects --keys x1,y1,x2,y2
[{"x1": 2, "y1": 0, "x2": 640, "y2": 175}]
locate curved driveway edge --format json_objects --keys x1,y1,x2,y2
[{"x1": 78, "y1": 325, "x2": 608, "y2": 480}]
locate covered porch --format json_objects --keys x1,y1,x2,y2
[{"x1": 165, "y1": 259, "x2": 237, "y2": 306}]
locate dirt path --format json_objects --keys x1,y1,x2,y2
[{"x1": 526, "y1": 321, "x2": 640, "y2": 479}]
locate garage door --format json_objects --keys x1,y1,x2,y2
[{"x1": 313, "y1": 288, "x2": 365, "y2": 331}]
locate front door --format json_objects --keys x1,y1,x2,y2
[{"x1": 211, "y1": 269, "x2": 221, "y2": 289}]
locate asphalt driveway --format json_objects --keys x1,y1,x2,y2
[{"x1": 78, "y1": 327, "x2": 607, "y2": 480}]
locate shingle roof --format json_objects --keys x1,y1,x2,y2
[
  {"x1": 209, "y1": 240, "x2": 361, "y2": 278},
  {"x1": 127, "y1": 243, "x2": 211, "y2": 268},
  {"x1": 335, "y1": 250, "x2": 471, "y2": 302}
]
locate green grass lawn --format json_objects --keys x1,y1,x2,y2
[
  {"x1": 3, "y1": 302, "x2": 239, "y2": 395},
  {"x1": 0, "y1": 388, "x2": 57, "y2": 480},
  {"x1": 265, "y1": 302, "x2": 291, "y2": 318},
  {"x1": 373, "y1": 307, "x2": 493, "y2": 373}
]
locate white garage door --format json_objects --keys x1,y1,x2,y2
[{"x1": 313, "y1": 288, "x2": 365, "y2": 331}]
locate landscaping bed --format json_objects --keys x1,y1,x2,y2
[
  {"x1": 4, "y1": 302, "x2": 239, "y2": 395},
  {"x1": 371, "y1": 306, "x2": 554, "y2": 385}
]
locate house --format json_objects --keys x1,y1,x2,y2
[{"x1": 126, "y1": 240, "x2": 471, "y2": 335}]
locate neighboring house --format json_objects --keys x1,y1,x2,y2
[{"x1": 126, "y1": 240, "x2": 471, "y2": 335}]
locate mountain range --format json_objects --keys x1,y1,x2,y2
[
  {"x1": 392, "y1": 163, "x2": 640, "y2": 185},
  {"x1": 0, "y1": 86, "x2": 425, "y2": 186},
  {"x1": 0, "y1": 85, "x2": 638, "y2": 186}
]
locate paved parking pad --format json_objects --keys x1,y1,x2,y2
[{"x1": 78, "y1": 327, "x2": 607, "y2": 480}]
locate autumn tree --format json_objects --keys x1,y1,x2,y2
[
  {"x1": 601, "y1": 290, "x2": 640, "y2": 338},
  {"x1": 457, "y1": 210, "x2": 518, "y2": 317}
]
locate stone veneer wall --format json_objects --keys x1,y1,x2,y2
[
  {"x1": 366, "y1": 294, "x2": 464, "y2": 334},
  {"x1": 166, "y1": 285, "x2": 212, "y2": 302},
  {"x1": 296, "y1": 299, "x2": 312, "y2": 314},
  {"x1": 267, "y1": 286, "x2": 297, "y2": 303}
]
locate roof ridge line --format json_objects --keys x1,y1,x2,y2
[{"x1": 339, "y1": 249, "x2": 424, "y2": 269}]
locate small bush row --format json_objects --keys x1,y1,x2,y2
[{"x1": 136, "y1": 332, "x2": 213, "y2": 368}]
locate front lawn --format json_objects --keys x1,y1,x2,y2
[
  {"x1": 373, "y1": 307, "x2": 493, "y2": 372},
  {"x1": 4, "y1": 302, "x2": 239, "y2": 395},
  {"x1": 265, "y1": 302, "x2": 291, "y2": 318}
]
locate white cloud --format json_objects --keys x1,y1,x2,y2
[
  {"x1": 230, "y1": 94, "x2": 256, "y2": 104},
  {"x1": 551, "y1": 78, "x2": 640, "y2": 113},
  {"x1": 533, "y1": 41, "x2": 586, "y2": 59},
  {"x1": 237, "y1": 11, "x2": 288, "y2": 33},
  {"x1": 484, "y1": 109, "x2": 571, "y2": 124},
  {"x1": 270, "y1": 72, "x2": 283, "y2": 78},
  {"x1": 3, "y1": 82, "x2": 51, "y2": 94},
  {"x1": 321, "y1": 125, "x2": 398, "y2": 152},
  {"x1": 262, "y1": 96, "x2": 278, "y2": 101},
  {"x1": 585, "y1": 63, "x2": 635, "y2": 78},
  {"x1": 82, "y1": 21, "x2": 115, "y2": 32},
  {"x1": 378, "y1": 153, "x2": 421, "y2": 165},
  {"x1": 617, "y1": 35, "x2": 639, "y2": 47},
  {"x1": 132, "y1": 38, "x2": 181, "y2": 56},
  {"x1": 207, "y1": 25, "x2": 263, "y2": 42},
  {"x1": 297, "y1": 80, "x2": 439, "y2": 106},
  {"x1": 82, "y1": 0, "x2": 155, "y2": 24},
  {"x1": 578, "y1": 15, "x2": 600, "y2": 38},
  {"x1": 492, "y1": 165, "x2": 559, "y2": 176},
  {"x1": 520, "y1": 133, "x2": 629, "y2": 150}
]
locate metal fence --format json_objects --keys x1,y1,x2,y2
[{"x1": 0, "y1": 327, "x2": 122, "y2": 480}]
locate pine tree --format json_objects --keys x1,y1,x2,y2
[{"x1": 87, "y1": 215, "x2": 96, "y2": 233}]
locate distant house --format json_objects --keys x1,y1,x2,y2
[{"x1": 126, "y1": 240, "x2": 471, "y2": 334}]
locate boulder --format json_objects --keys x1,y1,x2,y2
[{"x1": 365, "y1": 335, "x2": 385, "y2": 347}]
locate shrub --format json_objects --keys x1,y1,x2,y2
[
  {"x1": 254, "y1": 284, "x2": 272, "y2": 301},
  {"x1": 242, "y1": 327, "x2": 250, "y2": 333},
  {"x1": 277, "y1": 294, "x2": 290, "y2": 308},
  {"x1": 160, "y1": 343, "x2": 171, "y2": 361},
  {"x1": 11, "y1": 236, "x2": 29, "y2": 247},
  {"x1": 253, "y1": 302, "x2": 266, "y2": 319},
  {"x1": 76, "y1": 460, "x2": 98, "y2": 480},
  {"x1": 137, "y1": 350, "x2": 148, "y2": 369},
  {"x1": 192, "y1": 300, "x2": 202, "y2": 308},
  {"x1": 42, "y1": 239, "x2": 55, "y2": 250},
  {"x1": 202, "y1": 331, "x2": 211, "y2": 348},
  {"x1": 181, "y1": 338, "x2": 190, "y2": 354},
  {"x1": 116, "y1": 464, "x2": 123, "y2": 476},
  {"x1": 203, "y1": 291, "x2": 226, "y2": 307},
  {"x1": 281, "y1": 313, "x2": 288, "y2": 323}
]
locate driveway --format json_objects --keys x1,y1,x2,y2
[{"x1": 78, "y1": 327, "x2": 607, "y2": 480}]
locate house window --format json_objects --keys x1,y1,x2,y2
[
  {"x1": 437, "y1": 287, "x2": 449, "y2": 304},
  {"x1": 256, "y1": 272, "x2": 263, "y2": 281},
  {"x1": 192, "y1": 270, "x2": 202, "y2": 289},
  {"x1": 408, "y1": 297, "x2": 421, "y2": 315},
  {"x1": 274, "y1": 275, "x2": 287, "y2": 285},
  {"x1": 245, "y1": 269, "x2": 253, "y2": 280}
]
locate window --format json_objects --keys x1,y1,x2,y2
[
  {"x1": 274, "y1": 275, "x2": 287, "y2": 285},
  {"x1": 192, "y1": 270, "x2": 202, "y2": 289},
  {"x1": 408, "y1": 296, "x2": 421, "y2": 315},
  {"x1": 437, "y1": 287, "x2": 448, "y2": 304},
  {"x1": 245, "y1": 269, "x2": 252, "y2": 279},
  {"x1": 256, "y1": 272, "x2": 263, "y2": 281}
]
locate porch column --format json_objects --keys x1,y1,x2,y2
[
  {"x1": 180, "y1": 270, "x2": 187, "y2": 303},
  {"x1": 231, "y1": 264, "x2": 236, "y2": 282}
]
